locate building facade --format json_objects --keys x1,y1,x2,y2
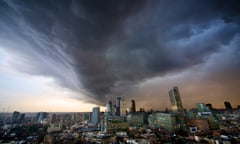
[
  {"x1": 92, "y1": 107, "x2": 100, "y2": 124},
  {"x1": 169, "y1": 86, "x2": 186, "y2": 130},
  {"x1": 148, "y1": 113, "x2": 177, "y2": 131}
]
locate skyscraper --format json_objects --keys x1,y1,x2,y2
[
  {"x1": 169, "y1": 86, "x2": 186, "y2": 130},
  {"x1": 169, "y1": 86, "x2": 185, "y2": 115},
  {"x1": 92, "y1": 107, "x2": 100, "y2": 124},
  {"x1": 130, "y1": 99, "x2": 136, "y2": 113},
  {"x1": 115, "y1": 97, "x2": 121, "y2": 116},
  {"x1": 106, "y1": 100, "x2": 113, "y2": 116},
  {"x1": 121, "y1": 96, "x2": 127, "y2": 116},
  {"x1": 224, "y1": 101, "x2": 232, "y2": 110}
]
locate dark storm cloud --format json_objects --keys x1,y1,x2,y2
[{"x1": 0, "y1": 0, "x2": 240, "y2": 105}]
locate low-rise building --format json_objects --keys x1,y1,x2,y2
[
  {"x1": 148, "y1": 113, "x2": 177, "y2": 131},
  {"x1": 127, "y1": 112, "x2": 148, "y2": 126},
  {"x1": 103, "y1": 115, "x2": 128, "y2": 133}
]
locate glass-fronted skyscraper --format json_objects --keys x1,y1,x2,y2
[
  {"x1": 169, "y1": 87, "x2": 184, "y2": 115},
  {"x1": 169, "y1": 86, "x2": 186, "y2": 130},
  {"x1": 92, "y1": 107, "x2": 100, "y2": 124}
]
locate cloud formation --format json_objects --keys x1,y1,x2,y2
[{"x1": 0, "y1": 0, "x2": 240, "y2": 106}]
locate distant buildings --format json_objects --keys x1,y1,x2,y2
[
  {"x1": 47, "y1": 123, "x2": 62, "y2": 133},
  {"x1": 205, "y1": 103, "x2": 213, "y2": 110},
  {"x1": 19, "y1": 113, "x2": 25, "y2": 123},
  {"x1": 1, "y1": 94, "x2": 239, "y2": 144},
  {"x1": 83, "y1": 112, "x2": 91, "y2": 121},
  {"x1": 196, "y1": 103, "x2": 212, "y2": 116},
  {"x1": 49, "y1": 113, "x2": 57, "y2": 123},
  {"x1": 12, "y1": 111, "x2": 20, "y2": 123},
  {"x1": 101, "y1": 97, "x2": 129, "y2": 132},
  {"x1": 195, "y1": 103, "x2": 219, "y2": 130},
  {"x1": 36, "y1": 112, "x2": 48, "y2": 123},
  {"x1": 106, "y1": 97, "x2": 123, "y2": 117}
]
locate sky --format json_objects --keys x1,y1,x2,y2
[{"x1": 0, "y1": 0, "x2": 240, "y2": 112}]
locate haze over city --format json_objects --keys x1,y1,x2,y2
[{"x1": 0, "y1": 0, "x2": 240, "y2": 112}]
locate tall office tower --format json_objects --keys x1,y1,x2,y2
[
  {"x1": 12, "y1": 111, "x2": 20, "y2": 123},
  {"x1": 169, "y1": 86, "x2": 185, "y2": 115},
  {"x1": 130, "y1": 99, "x2": 136, "y2": 113},
  {"x1": 92, "y1": 107, "x2": 100, "y2": 124},
  {"x1": 224, "y1": 101, "x2": 232, "y2": 110},
  {"x1": 106, "y1": 100, "x2": 113, "y2": 116},
  {"x1": 169, "y1": 86, "x2": 186, "y2": 129},
  {"x1": 115, "y1": 97, "x2": 121, "y2": 116},
  {"x1": 121, "y1": 97, "x2": 127, "y2": 116}
]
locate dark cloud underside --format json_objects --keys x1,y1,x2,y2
[{"x1": 0, "y1": 0, "x2": 240, "y2": 106}]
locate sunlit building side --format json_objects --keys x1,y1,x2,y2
[{"x1": 169, "y1": 86, "x2": 186, "y2": 130}]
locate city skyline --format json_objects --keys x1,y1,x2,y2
[{"x1": 0, "y1": 0, "x2": 240, "y2": 112}]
